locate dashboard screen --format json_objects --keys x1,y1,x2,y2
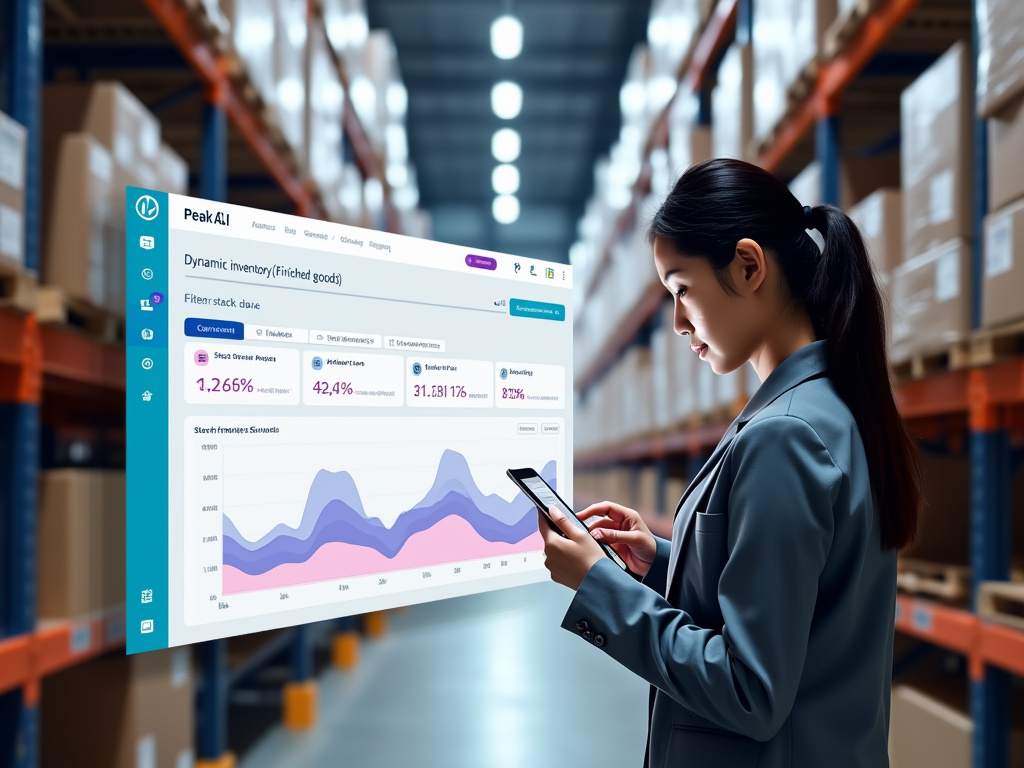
[{"x1": 125, "y1": 188, "x2": 572, "y2": 652}]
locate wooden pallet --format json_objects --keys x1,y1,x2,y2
[
  {"x1": 0, "y1": 261, "x2": 37, "y2": 313},
  {"x1": 36, "y1": 286, "x2": 125, "y2": 343},
  {"x1": 896, "y1": 558, "x2": 970, "y2": 601},
  {"x1": 787, "y1": 60, "x2": 820, "y2": 111},
  {"x1": 823, "y1": 0, "x2": 881, "y2": 60},
  {"x1": 977, "y1": 581, "x2": 1024, "y2": 632},
  {"x1": 965, "y1": 320, "x2": 1024, "y2": 368},
  {"x1": 181, "y1": 0, "x2": 230, "y2": 53},
  {"x1": 890, "y1": 339, "x2": 972, "y2": 382}
]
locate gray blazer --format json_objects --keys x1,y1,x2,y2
[{"x1": 563, "y1": 341, "x2": 897, "y2": 768}]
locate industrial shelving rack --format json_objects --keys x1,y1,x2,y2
[
  {"x1": 0, "y1": 0, "x2": 397, "y2": 765},
  {"x1": 572, "y1": 1, "x2": 1024, "y2": 766}
]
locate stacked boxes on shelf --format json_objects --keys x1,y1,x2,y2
[
  {"x1": 0, "y1": 111, "x2": 27, "y2": 271},
  {"x1": 979, "y1": 0, "x2": 1024, "y2": 329},
  {"x1": 712, "y1": 42, "x2": 754, "y2": 161},
  {"x1": 37, "y1": 470, "x2": 127, "y2": 622},
  {"x1": 752, "y1": 0, "x2": 837, "y2": 148},
  {"x1": 41, "y1": 647, "x2": 194, "y2": 768},
  {"x1": 41, "y1": 82, "x2": 186, "y2": 316},
  {"x1": 891, "y1": 42, "x2": 973, "y2": 363}
]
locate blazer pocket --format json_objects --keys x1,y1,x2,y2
[
  {"x1": 665, "y1": 725, "x2": 761, "y2": 767},
  {"x1": 694, "y1": 511, "x2": 727, "y2": 534}
]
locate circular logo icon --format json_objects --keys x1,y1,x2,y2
[
  {"x1": 141, "y1": 357, "x2": 154, "y2": 370},
  {"x1": 141, "y1": 268, "x2": 154, "y2": 280},
  {"x1": 141, "y1": 328, "x2": 154, "y2": 341},
  {"x1": 311, "y1": 356, "x2": 323, "y2": 371},
  {"x1": 150, "y1": 292, "x2": 164, "y2": 305},
  {"x1": 500, "y1": 368, "x2": 508, "y2": 380},
  {"x1": 135, "y1": 195, "x2": 159, "y2": 221},
  {"x1": 412, "y1": 362, "x2": 422, "y2": 376}
]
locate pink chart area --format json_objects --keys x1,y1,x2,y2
[{"x1": 222, "y1": 515, "x2": 544, "y2": 594}]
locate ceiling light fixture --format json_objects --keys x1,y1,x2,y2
[
  {"x1": 491, "y1": 128, "x2": 521, "y2": 163},
  {"x1": 493, "y1": 194, "x2": 520, "y2": 224},
  {"x1": 492, "y1": 164, "x2": 520, "y2": 196},
  {"x1": 491, "y1": 15, "x2": 523, "y2": 60},
  {"x1": 491, "y1": 81, "x2": 523, "y2": 120}
]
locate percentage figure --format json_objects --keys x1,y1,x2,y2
[
  {"x1": 313, "y1": 380, "x2": 355, "y2": 396},
  {"x1": 502, "y1": 387, "x2": 525, "y2": 400},
  {"x1": 197, "y1": 377, "x2": 256, "y2": 393},
  {"x1": 413, "y1": 384, "x2": 469, "y2": 398}
]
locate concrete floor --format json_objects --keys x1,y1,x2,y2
[{"x1": 240, "y1": 581, "x2": 649, "y2": 768}]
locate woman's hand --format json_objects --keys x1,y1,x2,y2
[
  {"x1": 577, "y1": 501, "x2": 657, "y2": 577},
  {"x1": 538, "y1": 505, "x2": 606, "y2": 590}
]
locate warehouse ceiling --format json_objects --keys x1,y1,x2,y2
[{"x1": 366, "y1": 0, "x2": 651, "y2": 263}]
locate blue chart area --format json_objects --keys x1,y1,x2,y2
[{"x1": 218, "y1": 434, "x2": 560, "y2": 594}]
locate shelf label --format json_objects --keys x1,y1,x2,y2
[
  {"x1": 70, "y1": 623, "x2": 92, "y2": 654},
  {"x1": 911, "y1": 607, "x2": 933, "y2": 632}
]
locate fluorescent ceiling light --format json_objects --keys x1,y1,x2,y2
[
  {"x1": 491, "y1": 128, "x2": 521, "y2": 163},
  {"x1": 350, "y1": 76, "x2": 376, "y2": 124},
  {"x1": 491, "y1": 15, "x2": 523, "y2": 59},
  {"x1": 492, "y1": 164, "x2": 520, "y2": 196},
  {"x1": 364, "y1": 177, "x2": 384, "y2": 211},
  {"x1": 387, "y1": 163, "x2": 409, "y2": 188},
  {"x1": 385, "y1": 124, "x2": 408, "y2": 164},
  {"x1": 347, "y1": 13, "x2": 369, "y2": 47},
  {"x1": 276, "y1": 78, "x2": 304, "y2": 112},
  {"x1": 491, "y1": 81, "x2": 523, "y2": 120},
  {"x1": 493, "y1": 194, "x2": 520, "y2": 224},
  {"x1": 619, "y1": 81, "x2": 645, "y2": 119},
  {"x1": 386, "y1": 82, "x2": 408, "y2": 118}
]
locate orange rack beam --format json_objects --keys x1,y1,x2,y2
[
  {"x1": 895, "y1": 596, "x2": 977, "y2": 656},
  {"x1": 40, "y1": 324, "x2": 125, "y2": 391},
  {"x1": 758, "y1": 0, "x2": 924, "y2": 172},
  {"x1": 0, "y1": 609, "x2": 126, "y2": 704},
  {"x1": 142, "y1": 0, "x2": 319, "y2": 218},
  {"x1": 976, "y1": 621, "x2": 1024, "y2": 680}
]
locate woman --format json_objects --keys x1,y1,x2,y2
[{"x1": 540, "y1": 158, "x2": 921, "y2": 768}]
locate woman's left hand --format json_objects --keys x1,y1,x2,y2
[{"x1": 538, "y1": 505, "x2": 606, "y2": 590}]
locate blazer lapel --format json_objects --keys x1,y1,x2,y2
[{"x1": 663, "y1": 341, "x2": 830, "y2": 600}]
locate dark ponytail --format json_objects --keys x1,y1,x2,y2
[{"x1": 648, "y1": 158, "x2": 921, "y2": 550}]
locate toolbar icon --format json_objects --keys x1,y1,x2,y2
[
  {"x1": 140, "y1": 299, "x2": 153, "y2": 311},
  {"x1": 141, "y1": 357, "x2": 154, "y2": 370},
  {"x1": 135, "y1": 195, "x2": 159, "y2": 221},
  {"x1": 140, "y1": 619, "x2": 154, "y2": 634},
  {"x1": 140, "y1": 235, "x2": 155, "y2": 250},
  {"x1": 141, "y1": 268, "x2": 154, "y2": 280},
  {"x1": 546, "y1": 268, "x2": 554, "y2": 279},
  {"x1": 142, "y1": 391, "x2": 153, "y2": 402},
  {"x1": 141, "y1": 328, "x2": 154, "y2": 341}
]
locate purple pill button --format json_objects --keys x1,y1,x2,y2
[{"x1": 465, "y1": 254, "x2": 497, "y2": 270}]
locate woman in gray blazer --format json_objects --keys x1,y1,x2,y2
[{"x1": 541, "y1": 158, "x2": 922, "y2": 768}]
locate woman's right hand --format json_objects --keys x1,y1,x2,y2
[{"x1": 577, "y1": 501, "x2": 657, "y2": 577}]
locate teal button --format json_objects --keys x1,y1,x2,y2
[{"x1": 509, "y1": 298, "x2": 565, "y2": 321}]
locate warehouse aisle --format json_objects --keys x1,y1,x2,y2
[{"x1": 240, "y1": 581, "x2": 649, "y2": 768}]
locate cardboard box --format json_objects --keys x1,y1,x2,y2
[
  {"x1": 274, "y1": 0, "x2": 308, "y2": 158},
  {"x1": 889, "y1": 681, "x2": 971, "y2": 768},
  {"x1": 752, "y1": 0, "x2": 836, "y2": 144},
  {"x1": 850, "y1": 189, "x2": 902, "y2": 273},
  {"x1": 37, "y1": 470, "x2": 127, "y2": 621},
  {"x1": 37, "y1": 470, "x2": 104, "y2": 621},
  {"x1": 43, "y1": 82, "x2": 161, "y2": 187},
  {"x1": 890, "y1": 239, "x2": 971, "y2": 362},
  {"x1": 41, "y1": 648, "x2": 194, "y2": 768},
  {"x1": 42, "y1": 134, "x2": 112, "y2": 306},
  {"x1": 222, "y1": 0, "x2": 277, "y2": 110},
  {"x1": 976, "y1": 0, "x2": 1024, "y2": 118},
  {"x1": 101, "y1": 472, "x2": 127, "y2": 611},
  {"x1": 982, "y1": 198, "x2": 1024, "y2": 328},
  {"x1": 712, "y1": 43, "x2": 754, "y2": 161},
  {"x1": 0, "y1": 111, "x2": 26, "y2": 269},
  {"x1": 901, "y1": 452, "x2": 970, "y2": 565},
  {"x1": 901, "y1": 42, "x2": 972, "y2": 261},
  {"x1": 157, "y1": 142, "x2": 189, "y2": 195},
  {"x1": 988, "y1": 93, "x2": 1024, "y2": 213}
]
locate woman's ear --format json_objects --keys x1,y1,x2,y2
[{"x1": 733, "y1": 238, "x2": 767, "y2": 296}]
